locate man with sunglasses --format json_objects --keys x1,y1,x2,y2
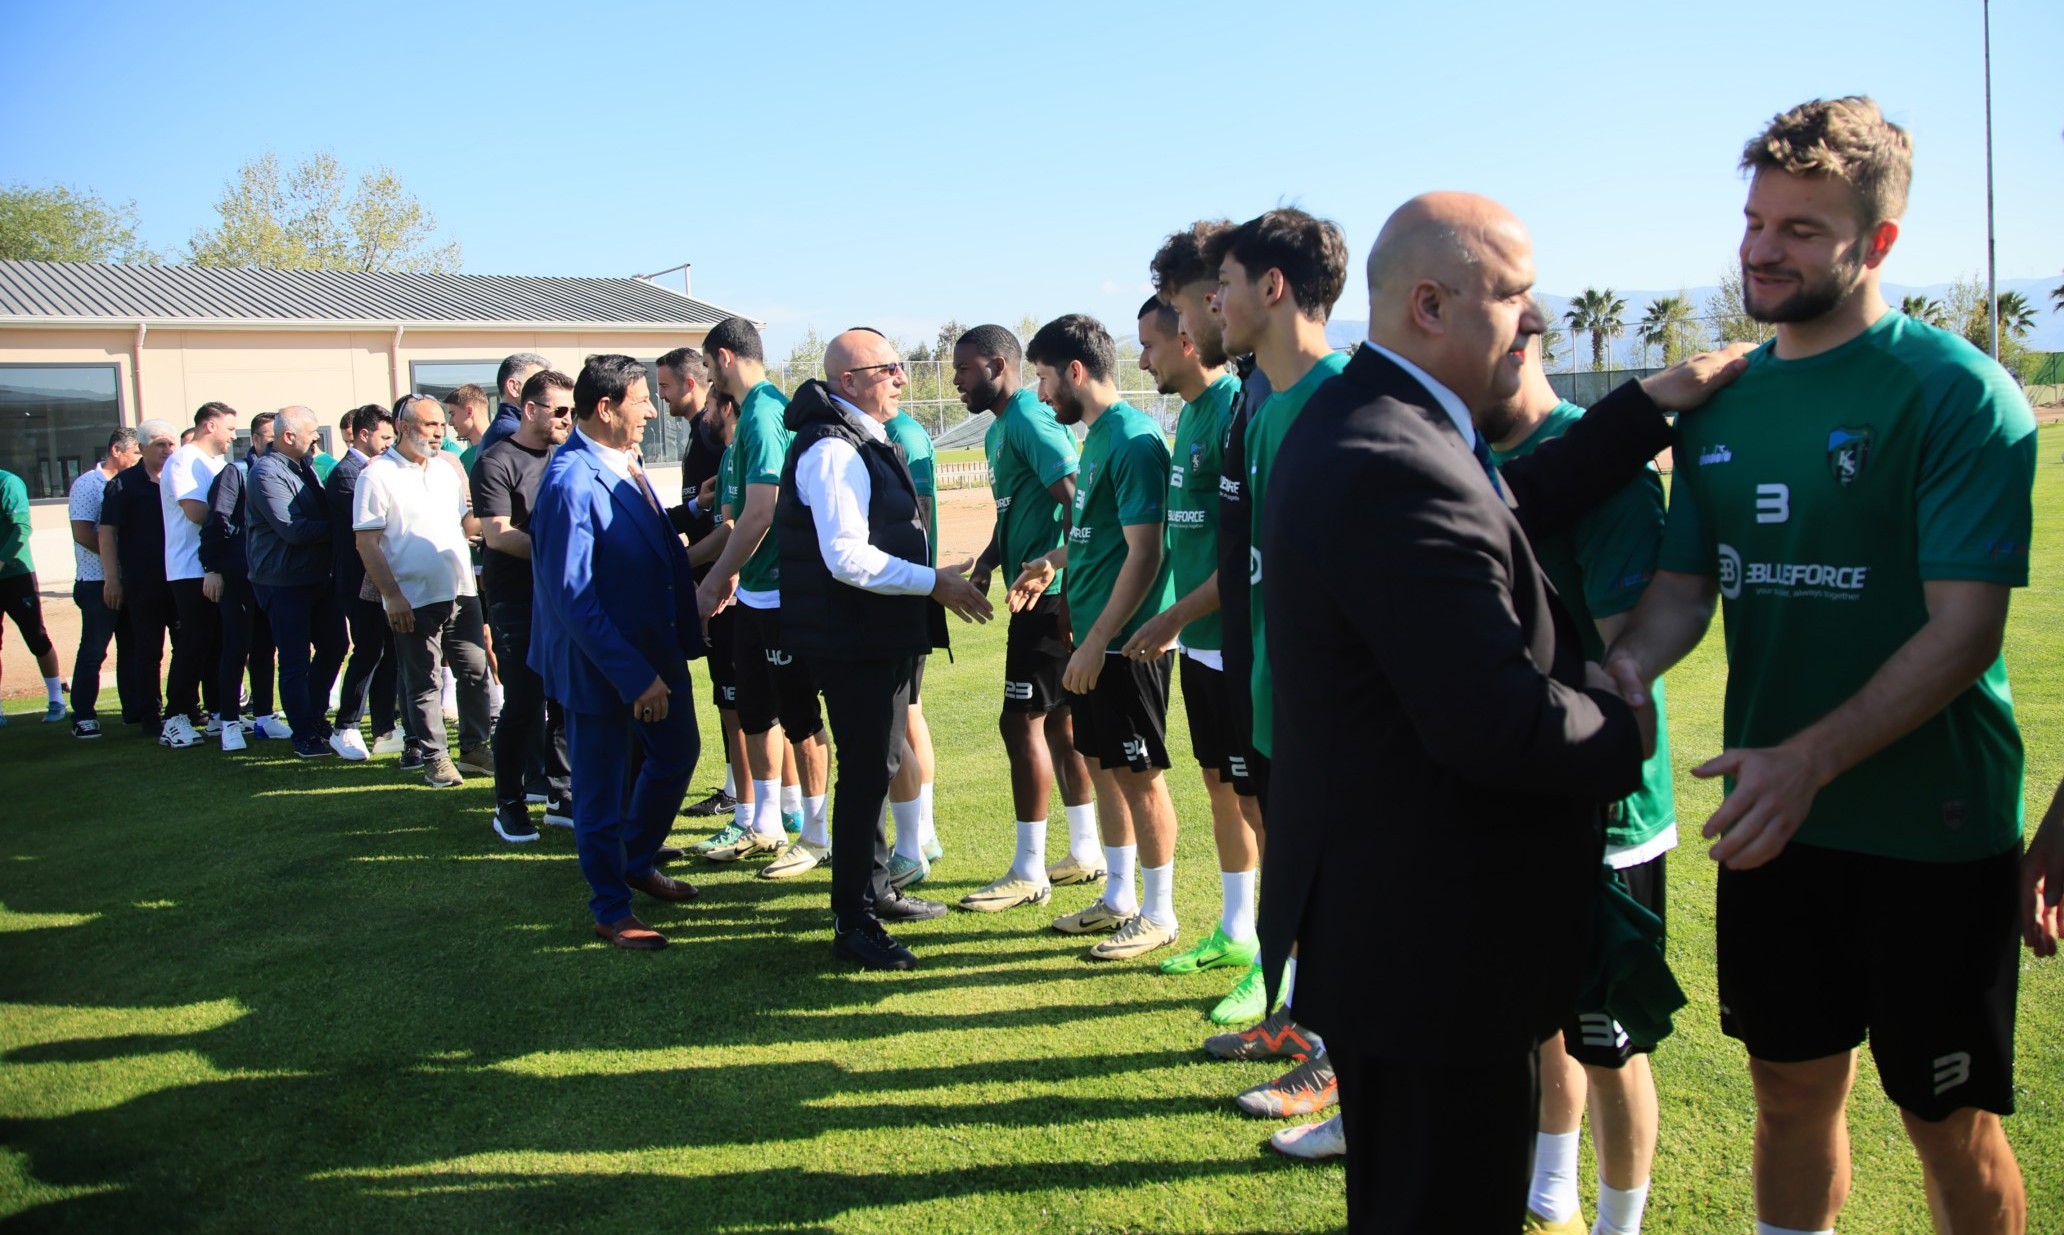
[{"x1": 473, "y1": 369, "x2": 577, "y2": 842}]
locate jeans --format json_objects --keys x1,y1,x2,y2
[
  {"x1": 167, "y1": 576, "x2": 222, "y2": 720},
  {"x1": 335, "y1": 594, "x2": 398, "y2": 736},
  {"x1": 253, "y1": 581, "x2": 348, "y2": 744},
  {"x1": 216, "y1": 573, "x2": 276, "y2": 718},
  {"x1": 391, "y1": 594, "x2": 491, "y2": 758},
  {"x1": 71, "y1": 581, "x2": 127, "y2": 722},
  {"x1": 807, "y1": 653, "x2": 916, "y2": 928},
  {"x1": 488, "y1": 601, "x2": 569, "y2": 807}
]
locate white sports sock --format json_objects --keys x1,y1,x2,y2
[
  {"x1": 751, "y1": 778, "x2": 783, "y2": 838},
  {"x1": 731, "y1": 787, "x2": 752, "y2": 828},
  {"x1": 780, "y1": 782, "x2": 802, "y2": 817},
  {"x1": 1754, "y1": 1225, "x2": 1832, "y2": 1235},
  {"x1": 891, "y1": 798, "x2": 923, "y2": 862},
  {"x1": 917, "y1": 781, "x2": 936, "y2": 849},
  {"x1": 1009, "y1": 820, "x2": 1047, "y2": 882},
  {"x1": 801, "y1": 794, "x2": 830, "y2": 847},
  {"x1": 721, "y1": 764, "x2": 736, "y2": 796},
  {"x1": 1527, "y1": 1130, "x2": 1581, "y2": 1224},
  {"x1": 1103, "y1": 843, "x2": 1139, "y2": 917},
  {"x1": 1064, "y1": 801, "x2": 1100, "y2": 864},
  {"x1": 1220, "y1": 868, "x2": 1257, "y2": 942},
  {"x1": 45, "y1": 676, "x2": 64, "y2": 704},
  {"x1": 1283, "y1": 956, "x2": 1298, "y2": 1005},
  {"x1": 1594, "y1": 1176, "x2": 1650, "y2": 1235},
  {"x1": 487, "y1": 678, "x2": 504, "y2": 713},
  {"x1": 1140, "y1": 861, "x2": 1175, "y2": 928}
]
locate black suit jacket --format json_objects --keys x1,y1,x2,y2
[
  {"x1": 1257, "y1": 347, "x2": 1645, "y2": 1060},
  {"x1": 324, "y1": 449, "x2": 369, "y2": 598}
]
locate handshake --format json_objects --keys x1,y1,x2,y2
[{"x1": 1586, "y1": 654, "x2": 1658, "y2": 761}]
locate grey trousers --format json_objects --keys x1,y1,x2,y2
[{"x1": 392, "y1": 594, "x2": 492, "y2": 757}]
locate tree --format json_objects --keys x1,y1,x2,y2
[
  {"x1": 0, "y1": 182, "x2": 157, "y2": 263},
  {"x1": 1995, "y1": 290, "x2": 2038, "y2": 340},
  {"x1": 775, "y1": 326, "x2": 826, "y2": 393},
  {"x1": 2050, "y1": 276, "x2": 2063, "y2": 314},
  {"x1": 1899, "y1": 294, "x2": 1948, "y2": 327},
  {"x1": 935, "y1": 319, "x2": 966, "y2": 360},
  {"x1": 188, "y1": 151, "x2": 460, "y2": 272},
  {"x1": 1707, "y1": 268, "x2": 1775, "y2": 345},
  {"x1": 1638, "y1": 294, "x2": 1697, "y2": 367},
  {"x1": 1565, "y1": 287, "x2": 1627, "y2": 370},
  {"x1": 1539, "y1": 320, "x2": 1566, "y2": 370},
  {"x1": 1945, "y1": 273, "x2": 2043, "y2": 384}
]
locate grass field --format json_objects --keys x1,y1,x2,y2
[{"x1": 3, "y1": 429, "x2": 2062, "y2": 1233}]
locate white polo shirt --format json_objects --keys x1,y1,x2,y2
[
  {"x1": 160, "y1": 443, "x2": 227, "y2": 581},
  {"x1": 352, "y1": 447, "x2": 475, "y2": 608}
]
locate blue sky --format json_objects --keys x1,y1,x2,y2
[{"x1": 4, "y1": 0, "x2": 2059, "y2": 355}]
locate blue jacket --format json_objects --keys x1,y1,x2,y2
[
  {"x1": 247, "y1": 452, "x2": 334, "y2": 589},
  {"x1": 529, "y1": 429, "x2": 703, "y2": 714}
]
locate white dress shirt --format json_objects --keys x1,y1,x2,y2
[
  {"x1": 791, "y1": 396, "x2": 937, "y2": 596},
  {"x1": 1361, "y1": 339, "x2": 1478, "y2": 450}
]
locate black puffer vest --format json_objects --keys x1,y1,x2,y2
[{"x1": 775, "y1": 380, "x2": 947, "y2": 661}]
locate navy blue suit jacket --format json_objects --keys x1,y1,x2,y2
[{"x1": 529, "y1": 430, "x2": 703, "y2": 715}]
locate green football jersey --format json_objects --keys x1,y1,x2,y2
[
  {"x1": 1062, "y1": 402, "x2": 1175, "y2": 651},
  {"x1": 1659, "y1": 312, "x2": 2035, "y2": 862},
  {"x1": 733, "y1": 381, "x2": 794, "y2": 595},
  {"x1": 884, "y1": 411, "x2": 937, "y2": 566},
  {"x1": 1495, "y1": 401, "x2": 1676, "y2": 856},
  {"x1": 985, "y1": 388, "x2": 1079, "y2": 587},
  {"x1": 1166, "y1": 374, "x2": 1237, "y2": 652},
  {"x1": 718, "y1": 443, "x2": 741, "y2": 519},
  {"x1": 1247, "y1": 350, "x2": 1350, "y2": 757}
]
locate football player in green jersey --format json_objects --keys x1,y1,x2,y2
[
  {"x1": 1009, "y1": 315, "x2": 1181, "y2": 961},
  {"x1": 1608, "y1": 97, "x2": 2037, "y2": 1234}
]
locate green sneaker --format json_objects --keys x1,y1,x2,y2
[
  {"x1": 887, "y1": 853, "x2": 929, "y2": 890},
  {"x1": 689, "y1": 821, "x2": 749, "y2": 856},
  {"x1": 782, "y1": 810, "x2": 804, "y2": 836},
  {"x1": 1159, "y1": 924, "x2": 1260, "y2": 975},
  {"x1": 922, "y1": 838, "x2": 943, "y2": 864},
  {"x1": 1209, "y1": 963, "x2": 1270, "y2": 1025}
]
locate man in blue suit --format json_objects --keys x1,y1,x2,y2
[{"x1": 531, "y1": 354, "x2": 705, "y2": 950}]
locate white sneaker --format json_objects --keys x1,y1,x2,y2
[
  {"x1": 220, "y1": 723, "x2": 248, "y2": 752},
  {"x1": 329, "y1": 728, "x2": 370, "y2": 761},
  {"x1": 203, "y1": 715, "x2": 225, "y2": 736},
  {"x1": 370, "y1": 729, "x2": 405, "y2": 755},
  {"x1": 159, "y1": 715, "x2": 204, "y2": 749},
  {"x1": 252, "y1": 715, "x2": 294, "y2": 741},
  {"x1": 1269, "y1": 1113, "x2": 1346, "y2": 1160},
  {"x1": 328, "y1": 680, "x2": 343, "y2": 711}
]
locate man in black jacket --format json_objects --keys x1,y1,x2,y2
[
  {"x1": 327, "y1": 406, "x2": 401, "y2": 755},
  {"x1": 774, "y1": 329, "x2": 991, "y2": 970},
  {"x1": 200, "y1": 411, "x2": 282, "y2": 750},
  {"x1": 252, "y1": 407, "x2": 349, "y2": 760}
]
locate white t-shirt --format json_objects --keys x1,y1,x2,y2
[
  {"x1": 352, "y1": 448, "x2": 475, "y2": 609},
  {"x1": 161, "y1": 444, "x2": 227, "y2": 581},
  {"x1": 68, "y1": 465, "x2": 115, "y2": 583}
]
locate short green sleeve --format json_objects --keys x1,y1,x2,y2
[
  {"x1": 1914, "y1": 367, "x2": 2036, "y2": 586},
  {"x1": 1114, "y1": 431, "x2": 1169, "y2": 527},
  {"x1": 741, "y1": 410, "x2": 787, "y2": 488},
  {"x1": 1017, "y1": 412, "x2": 1079, "y2": 489}
]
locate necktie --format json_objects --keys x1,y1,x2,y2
[
  {"x1": 1469, "y1": 432, "x2": 1504, "y2": 498},
  {"x1": 626, "y1": 459, "x2": 663, "y2": 515}
]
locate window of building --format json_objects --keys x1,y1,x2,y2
[
  {"x1": 408, "y1": 360, "x2": 501, "y2": 406},
  {"x1": 0, "y1": 363, "x2": 124, "y2": 501}
]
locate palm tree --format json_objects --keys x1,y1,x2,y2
[
  {"x1": 2050, "y1": 276, "x2": 2063, "y2": 314},
  {"x1": 1996, "y1": 290, "x2": 2038, "y2": 340},
  {"x1": 1539, "y1": 320, "x2": 1566, "y2": 370},
  {"x1": 1565, "y1": 288, "x2": 1627, "y2": 371},
  {"x1": 1900, "y1": 294, "x2": 1947, "y2": 327},
  {"x1": 1638, "y1": 295, "x2": 1691, "y2": 367}
]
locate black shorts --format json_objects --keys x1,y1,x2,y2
[
  {"x1": 1002, "y1": 592, "x2": 1069, "y2": 714},
  {"x1": 1717, "y1": 841, "x2": 2019, "y2": 1121},
  {"x1": 0, "y1": 572, "x2": 53, "y2": 659},
  {"x1": 1179, "y1": 653, "x2": 1255, "y2": 797},
  {"x1": 705, "y1": 605, "x2": 738, "y2": 709},
  {"x1": 909, "y1": 653, "x2": 926, "y2": 705},
  {"x1": 1564, "y1": 853, "x2": 1668, "y2": 1067},
  {"x1": 728, "y1": 603, "x2": 823, "y2": 740},
  {"x1": 1065, "y1": 650, "x2": 1171, "y2": 773}
]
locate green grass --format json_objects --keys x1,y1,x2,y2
[
  {"x1": 3, "y1": 431, "x2": 2063, "y2": 1233},
  {"x1": 936, "y1": 448, "x2": 986, "y2": 466}
]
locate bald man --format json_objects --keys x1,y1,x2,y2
[
  {"x1": 774, "y1": 329, "x2": 991, "y2": 968},
  {"x1": 1255, "y1": 192, "x2": 1744, "y2": 1231},
  {"x1": 248, "y1": 406, "x2": 350, "y2": 759}
]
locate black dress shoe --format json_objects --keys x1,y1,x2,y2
[
  {"x1": 875, "y1": 891, "x2": 947, "y2": 923},
  {"x1": 653, "y1": 845, "x2": 685, "y2": 865},
  {"x1": 833, "y1": 923, "x2": 916, "y2": 970}
]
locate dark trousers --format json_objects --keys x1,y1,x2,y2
[
  {"x1": 1332, "y1": 1045, "x2": 1540, "y2": 1233},
  {"x1": 166, "y1": 576, "x2": 222, "y2": 719},
  {"x1": 391, "y1": 595, "x2": 491, "y2": 758},
  {"x1": 488, "y1": 601, "x2": 569, "y2": 807},
  {"x1": 119, "y1": 579, "x2": 174, "y2": 727},
  {"x1": 71, "y1": 581, "x2": 127, "y2": 722},
  {"x1": 807, "y1": 654, "x2": 915, "y2": 929},
  {"x1": 336, "y1": 594, "x2": 398, "y2": 735},
  {"x1": 567, "y1": 686, "x2": 699, "y2": 924},
  {"x1": 216, "y1": 573, "x2": 275, "y2": 718},
  {"x1": 254, "y1": 581, "x2": 347, "y2": 744}
]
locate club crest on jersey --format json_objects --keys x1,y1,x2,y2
[{"x1": 1827, "y1": 426, "x2": 1874, "y2": 488}]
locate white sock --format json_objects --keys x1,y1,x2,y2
[
  {"x1": 1220, "y1": 868, "x2": 1257, "y2": 942},
  {"x1": 751, "y1": 778, "x2": 783, "y2": 838},
  {"x1": 1064, "y1": 801, "x2": 1100, "y2": 865},
  {"x1": 721, "y1": 763, "x2": 736, "y2": 796},
  {"x1": 781, "y1": 782, "x2": 802, "y2": 817},
  {"x1": 1527, "y1": 1130, "x2": 1582, "y2": 1223},
  {"x1": 1010, "y1": 820, "x2": 1047, "y2": 882},
  {"x1": 917, "y1": 781, "x2": 936, "y2": 849},
  {"x1": 891, "y1": 798, "x2": 923, "y2": 862},
  {"x1": 1594, "y1": 1177, "x2": 1650, "y2": 1235},
  {"x1": 1140, "y1": 861, "x2": 1175, "y2": 928},
  {"x1": 1283, "y1": 956, "x2": 1298, "y2": 1005},
  {"x1": 45, "y1": 676, "x2": 64, "y2": 704},
  {"x1": 1754, "y1": 1225, "x2": 1832, "y2": 1235},
  {"x1": 440, "y1": 666, "x2": 456, "y2": 713},
  {"x1": 1103, "y1": 843, "x2": 1138, "y2": 916},
  {"x1": 800, "y1": 799, "x2": 829, "y2": 848},
  {"x1": 732, "y1": 792, "x2": 752, "y2": 828}
]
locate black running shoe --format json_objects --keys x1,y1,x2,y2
[{"x1": 683, "y1": 788, "x2": 738, "y2": 817}]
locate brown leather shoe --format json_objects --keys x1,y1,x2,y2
[
  {"x1": 593, "y1": 915, "x2": 668, "y2": 950},
  {"x1": 628, "y1": 870, "x2": 701, "y2": 902}
]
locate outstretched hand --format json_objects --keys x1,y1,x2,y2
[
  {"x1": 1008, "y1": 557, "x2": 1056, "y2": 614},
  {"x1": 931, "y1": 557, "x2": 995, "y2": 624},
  {"x1": 1692, "y1": 744, "x2": 1822, "y2": 870}
]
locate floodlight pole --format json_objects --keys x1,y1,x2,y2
[{"x1": 1984, "y1": 0, "x2": 1999, "y2": 361}]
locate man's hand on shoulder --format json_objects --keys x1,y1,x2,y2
[
  {"x1": 931, "y1": 558, "x2": 994, "y2": 624},
  {"x1": 1638, "y1": 341, "x2": 1755, "y2": 412}
]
